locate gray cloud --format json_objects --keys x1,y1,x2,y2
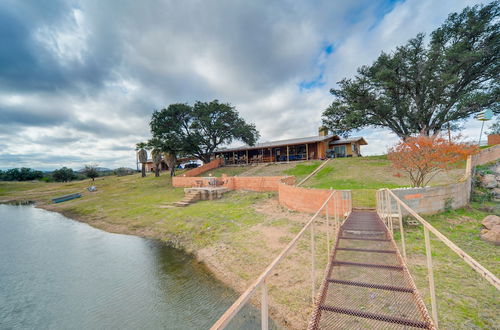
[{"x1": 0, "y1": 0, "x2": 489, "y2": 170}]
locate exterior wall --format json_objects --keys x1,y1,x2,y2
[
  {"x1": 390, "y1": 177, "x2": 472, "y2": 215},
  {"x1": 278, "y1": 181, "x2": 350, "y2": 215},
  {"x1": 182, "y1": 158, "x2": 222, "y2": 177},
  {"x1": 488, "y1": 134, "x2": 500, "y2": 146},
  {"x1": 317, "y1": 141, "x2": 327, "y2": 159},
  {"x1": 472, "y1": 144, "x2": 500, "y2": 166}
]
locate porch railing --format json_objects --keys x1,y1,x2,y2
[{"x1": 211, "y1": 190, "x2": 352, "y2": 329}]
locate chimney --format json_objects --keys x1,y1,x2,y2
[{"x1": 318, "y1": 126, "x2": 328, "y2": 136}]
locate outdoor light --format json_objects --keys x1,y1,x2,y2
[{"x1": 475, "y1": 109, "x2": 493, "y2": 146}]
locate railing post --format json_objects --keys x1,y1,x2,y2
[
  {"x1": 326, "y1": 194, "x2": 330, "y2": 254},
  {"x1": 388, "y1": 191, "x2": 393, "y2": 237},
  {"x1": 261, "y1": 281, "x2": 268, "y2": 330},
  {"x1": 311, "y1": 220, "x2": 316, "y2": 303},
  {"x1": 424, "y1": 227, "x2": 438, "y2": 327},
  {"x1": 397, "y1": 201, "x2": 406, "y2": 261}
]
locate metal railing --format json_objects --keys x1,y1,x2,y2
[
  {"x1": 376, "y1": 188, "x2": 500, "y2": 328},
  {"x1": 211, "y1": 190, "x2": 352, "y2": 330}
]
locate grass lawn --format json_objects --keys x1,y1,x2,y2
[
  {"x1": 305, "y1": 156, "x2": 465, "y2": 208},
  {"x1": 197, "y1": 166, "x2": 249, "y2": 177},
  {"x1": 394, "y1": 204, "x2": 499, "y2": 329}
]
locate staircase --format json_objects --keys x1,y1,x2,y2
[
  {"x1": 308, "y1": 210, "x2": 434, "y2": 329},
  {"x1": 173, "y1": 191, "x2": 200, "y2": 207}
]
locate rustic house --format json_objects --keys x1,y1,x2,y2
[{"x1": 214, "y1": 128, "x2": 367, "y2": 165}]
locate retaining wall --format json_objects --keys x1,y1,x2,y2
[
  {"x1": 172, "y1": 175, "x2": 293, "y2": 192},
  {"x1": 389, "y1": 145, "x2": 498, "y2": 215},
  {"x1": 390, "y1": 177, "x2": 472, "y2": 215},
  {"x1": 278, "y1": 181, "x2": 350, "y2": 215},
  {"x1": 487, "y1": 134, "x2": 500, "y2": 147},
  {"x1": 472, "y1": 144, "x2": 500, "y2": 166},
  {"x1": 182, "y1": 158, "x2": 222, "y2": 177}
]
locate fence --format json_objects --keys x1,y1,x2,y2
[
  {"x1": 376, "y1": 188, "x2": 499, "y2": 328},
  {"x1": 211, "y1": 190, "x2": 352, "y2": 330}
]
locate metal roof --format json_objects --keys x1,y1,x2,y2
[
  {"x1": 330, "y1": 136, "x2": 367, "y2": 145},
  {"x1": 215, "y1": 134, "x2": 340, "y2": 153}
]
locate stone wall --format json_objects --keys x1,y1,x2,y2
[
  {"x1": 388, "y1": 145, "x2": 499, "y2": 215},
  {"x1": 390, "y1": 176, "x2": 472, "y2": 215},
  {"x1": 472, "y1": 144, "x2": 500, "y2": 167}
]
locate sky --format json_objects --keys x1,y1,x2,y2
[{"x1": 0, "y1": 0, "x2": 495, "y2": 170}]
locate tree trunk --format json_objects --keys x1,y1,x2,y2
[
  {"x1": 141, "y1": 163, "x2": 146, "y2": 177},
  {"x1": 155, "y1": 166, "x2": 160, "y2": 177}
]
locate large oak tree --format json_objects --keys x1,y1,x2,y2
[
  {"x1": 322, "y1": 2, "x2": 499, "y2": 139},
  {"x1": 150, "y1": 100, "x2": 259, "y2": 164}
]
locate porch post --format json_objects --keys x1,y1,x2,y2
[
  {"x1": 287, "y1": 145, "x2": 289, "y2": 163},
  {"x1": 232, "y1": 151, "x2": 235, "y2": 164},
  {"x1": 246, "y1": 149, "x2": 249, "y2": 164},
  {"x1": 306, "y1": 144, "x2": 309, "y2": 160}
]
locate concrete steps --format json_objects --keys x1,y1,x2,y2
[{"x1": 173, "y1": 192, "x2": 200, "y2": 207}]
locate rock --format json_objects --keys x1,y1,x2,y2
[
  {"x1": 493, "y1": 188, "x2": 500, "y2": 198},
  {"x1": 493, "y1": 164, "x2": 500, "y2": 175},
  {"x1": 481, "y1": 174, "x2": 497, "y2": 189},
  {"x1": 480, "y1": 225, "x2": 500, "y2": 245},
  {"x1": 480, "y1": 228, "x2": 489, "y2": 235},
  {"x1": 482, "y1": 215, "x2": 500, "y2": 230}
]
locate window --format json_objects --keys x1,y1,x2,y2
[{"x1": 334, "y1": 145, "x2": 346, "y2": 157}]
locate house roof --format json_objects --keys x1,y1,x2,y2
[
  {"x1": 215, "y1": 134, "x2": 341, "y2": 153},
  {"x1": 330, "y1": 136, "x2": 368, "y2": 146}
]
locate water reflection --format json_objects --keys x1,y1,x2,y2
[{"x1": 0, "y1": 204, "x2": 274, "y2": 329}]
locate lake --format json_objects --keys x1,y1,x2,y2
[{"x1": 0, "y1": 204, "x2": 269, "y2": 329}]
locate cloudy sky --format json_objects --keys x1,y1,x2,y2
[{"x1": 0, "y1": 0, "x2": 494, "y2": 170}]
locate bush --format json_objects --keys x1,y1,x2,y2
[{"x1": 114, "y1": 167, "x2": 135, "y2": 176}]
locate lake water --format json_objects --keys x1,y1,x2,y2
[{"x1": 0, "y1": 204, "x2": 269, "y2": 329}]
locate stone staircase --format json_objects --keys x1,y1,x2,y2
[{"x1": 173, "y1": 191, "x2": 201, "y2": 207}]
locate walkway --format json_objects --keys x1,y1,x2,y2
[{"x1": 308, "y1": 210, "x2": 435, "y2": 329}]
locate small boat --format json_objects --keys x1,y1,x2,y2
[{"x1": 52, "y1": 193, "x2": 82, "y2": 203}]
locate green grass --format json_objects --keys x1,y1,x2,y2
[
  {"x1": 0, "y1": 174, "x2": 270, "y2": 250},
  {"x1": 393, "y1": 204, "x2": 499, "y2": 329},
  {"x1": 304, "y1": 156, "x2": 465, "y2": 208},
  {"x1": 197, "y1": 166, "x2": 249, "y2": 177},
  {"x1": 283, "y1": 162, "x2": 321, "y2": 179}
]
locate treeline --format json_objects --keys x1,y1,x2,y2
[{"x1": 0, "y1": 167, "x2": 133, "y2": 182}]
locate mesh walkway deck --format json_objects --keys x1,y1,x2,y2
[{"x1": 309, "y1": 210, "x2": 435, "y2": 329}]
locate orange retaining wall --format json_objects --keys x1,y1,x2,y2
[
  {"x1": 278, "y1": 181, "x2": 349, "y2": 215},
  {"x1": 172, "y1": 170, "x2": 350, "y2": 215},
  {"x1": 182, "y1": 158, "x2": 222, "y2": 177},
  {"x1": 172, "y1": 175, "x2": 293, "y2": 192},
  {"x1": 488, "y1": 134, "x2": 500, "y2": 146}
]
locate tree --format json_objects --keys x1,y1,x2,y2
[
  {"x1": 487, "y1": 117, "x2": 500, "y2": 135},
  {"x1": 0, "y1": 168, "x2": 43, "y2": 181},
  {"x1": 388, "y1": 135, "x2": 478, "y2": 187},
  {"x1": 150, "y1": 100, "x2": 259, "y2": 163},
  {"x1": 323, "y1": 2, "x2": 499, "y2": 139},
  {"x1": 136, "y1": 142, "x2": 148, "y2": 178},
  {"x1": 146, "y1": 137, "x2": 178, "y2": 177},
  {"x1": 52, "y1": 167, "x2": 77, "y2": 182},
  {"x1": 83, "y1": 164, "x2": 99, "y2": 181}
]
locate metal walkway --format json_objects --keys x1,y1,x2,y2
[{"x1": 308, "y1": 210, "x2": 435, "y2": 329}]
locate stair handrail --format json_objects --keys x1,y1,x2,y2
[{"x1": 211, "y1": 189, "x2": 351, "y2": 329}]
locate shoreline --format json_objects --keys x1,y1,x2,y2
[{"x1": 4, "y1": 198, "x2": 295, "y2": 329}]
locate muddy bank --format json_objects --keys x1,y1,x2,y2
[{"x1": 7, "y1": 195, "x2": 318, "y2": 329}]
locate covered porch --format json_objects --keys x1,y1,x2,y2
[{"x1": 216, "y1": 142, "x2": 319, "y2": 165}]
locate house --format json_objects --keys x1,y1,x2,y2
[{"x1": 214, "y1": 128, "x2": 367, "y2": 165}]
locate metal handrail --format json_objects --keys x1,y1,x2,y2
[
  {"x1": 211, "y1": 190, "x2": 351, "y2": 330},
  {"x1": 376, "y1": 188, "x2": 500, "y2": 328}
]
